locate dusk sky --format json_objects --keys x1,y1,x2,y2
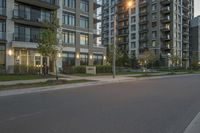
[{"x1": 194, "y1": 0, "x2": 200, "y2": 17}]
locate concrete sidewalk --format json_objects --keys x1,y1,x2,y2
[
  {"x1": 0, "y1": 72, "x2": 189, "y2": 86},
  {"x1": 0, "y1": 73, "x2": 199, "y2": 97}
]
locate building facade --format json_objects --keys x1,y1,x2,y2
[
  {"x1": 190, "y1": 15, "x2": 200, "y2": 66},
  {"x1": 0, "y1": 0, "x2": 106, "y2": 73},
  {"x1": 102, "y1": 0, "x2": 194, "y2": 67}
]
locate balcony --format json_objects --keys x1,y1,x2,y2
[
  {"x1": 161, "y1": 16, "x2": 171, "y2": 23},
  {"x1": 0, "y1": 32, "x2": 6, "y2": 43},
  {"x1": 139, "y1": 0, "x2": 148, "y2": 7},
  {"x1": 161, "y1": 35, "x2": 171, "y2": 41},
  {"x1": 139, "y1": 10, "x2": 148, "y2": 16},
  {"x1": 161, "y1": 26, "x2": 170, "y2": 32},
  {"x1": 15, "y1": 0, "x2": 59, "y2": 10},
  {"x1": 139, "y1": 37, "x2": 148, "y2": 42},
  {"x1": 13, "y1": 33, "x2": 39, "y2": 43},
  {"x1": 160, "y1": 0, "x2": 170, "y2": 5},
  {"x1": 183, "y1": 46, "x2": 189, "y2": 51},
  {"x1": 13, "y1": 9, "x2": 52, "y2": 27},
  {"x1": 93, "y1": 13, "x2": 101, "y2": 23},
  {"x1": 161, "y1": 6, "x2": 170, "y2": 14},
  {"x1": 161, "y1": 43, "x2": 171, "y2": 50},
  {"x1": 93, "y1": 29, "x2": 101, "y2": 37},
  {"x1": 94, "y1": 0, "x2": 101, "y2": 10},
  {"x1": 139, "y1": 19, "x2": 148, "y2": 24},
  {"x1": 0, "y1": 8, "x2": 6, "y2": 19},
  {"x1": 183, "y1": 23, "x2": 189, "y2": 27}
]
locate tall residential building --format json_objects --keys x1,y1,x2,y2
[
  {"x1": 0, "y1": 0, "x2": 106, "y2": 73},
  {"x1": 102, "y1": 0, "x2": 194, "y2": 67},
  {"x1": 190, "y1": 15, "x2": 200, "y2": 66}
]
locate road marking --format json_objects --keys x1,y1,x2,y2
[
  {"x1": 0, "y1": 112, "x2": 42, "y2": 124},
  {"x1": 184, "y1": 112, "x2": 200, "y2": 133}
]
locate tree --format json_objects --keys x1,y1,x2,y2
[
  {"x1": 169, "y1": 54, "x2": 181, "y2": 68},
  {"x1": 138, "y1": 51, "x2": 157, "y2": 69},
  {"x1": 106, "y1": 44, "x2": 132, "y2": 67},
  {"x1": 37, "y1": 12, "x2": 61, "y2": 80}
]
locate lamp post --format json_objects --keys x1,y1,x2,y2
[{"x1": 112, "y1": 0, "x2": 133, "y2": 79}]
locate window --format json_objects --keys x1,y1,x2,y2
[
  {"x1": 93, "y1": 54, "x2": 103, "y2": 65},
  {"x1": 63, "y1": 12, "x2": 75, "y2": 26},
  {"x1": 63, "y1": 31, "x2": 75, "y2": 45},
  {"x1": 131, "y1": 42, "x2": 136, "y2": 48},
  {"x1": 131, "y1": 33, "x2": 136, "y2": 40},
  {"x1": 131, "y1": 16, "x2": 136, "y2": 23},
  {"x1": 80, "y1": 16, "x2": 88, "y2": 28},
  {"x1": 0, "y1": 45, "x2": 5, "y2": 67},
  {"x1": 80, "y1": 0, "x2": 89, "y2": 12},
  {"x1": 131, "y1": 25, "x2": 136, "y2": 31},
  {"x1": 80, "y1": 34, "x2": 88, "y2": 45},
  {"x1": 14, "y1": 25, "x2": 40, "y2": 42},
  {"x1": 41, "y1": 10, "x2": 51, "y2": 22},
  {"x1": 0, "y1": 21, "x2": 6, "y2": 40},
  {"x1": 0, "y1": 0, "x2": 6, "y2": 16},
  {"x1": 62, "y1": 52, "x2": 75, "y2": 66},
  {"x1": 80, "y1": 53, "x2": 88, "y2": 65},
  {"x1": 63, "y1": 0, "x2": 76, "y2": 8}
]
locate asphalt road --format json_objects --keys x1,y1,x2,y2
[{"x1": 0, "y1": 75, "x2": 200, "y2": 133}]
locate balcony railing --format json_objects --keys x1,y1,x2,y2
[
  {"x1": 0, "y1": 32, "x2": 6, "y2": 41},
  {"x1": 13, "y1": 33, "x2": 40, "y2": 43},
  {"x1": 39, "y1": 0, "x2": 59, "y2": 6},
  {"x1": 13, "y1": 9, "x2": 51, "y2": 23}
]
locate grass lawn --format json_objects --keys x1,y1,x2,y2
[
  {"x1": 0, "y1": 74, "x2": 56, "y2": 81},
  {"x1": 130, "y1": 71, "x2": 199, "y2": 78},
  {"x1": 0, "y1": 79, "x2": 93, "y2": 91},
  {"x1": 71, "y1": 71, "x2": 160, "y2": 77}
]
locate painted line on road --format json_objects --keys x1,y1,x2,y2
[{"x1": 184, "y1": 112, "x2": 200, "y2": 133}]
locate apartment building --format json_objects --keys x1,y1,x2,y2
[
  {"x1": 1, "y1": 0, "x2": 106, "y2": 73},
  {"x1": 190, "y1": 15, "x2": 200, "y2": 66},
  {"x1": 102, "y1": 0, "x2": 194, "y2": 67}
]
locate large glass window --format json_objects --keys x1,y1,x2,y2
[
  {"x1": 62, "y1": 12, "x2": 75, "y2": 26},
  {"x1": 14, "y1": 25, "x2": 41, "y2": 42},
  {"x1": 80, "y1": 34, "x2": 88, "y2": 45},
  {"x1": 0, "y1": 0, "x2": 6, "y2": 16},
  {"x1": 63, "y1": 0, "x2": 76, "y2": 8},
  {"x1": 80, "y1": 0, "x2": 89, "y2": 12},
  {"x1": 62, "y1": 52, "x2": 75, "y2": 66},
  {"x1": 93, "y1": 54, "x2": 103, "y2": 65},
  {"x1": 0, "y1": 21, "x2": 6, "y2": 40},
  {"x1": 80, "y1": 53, "x2": 88, "y2": 65},
  {"x1": 80, "y1": 16, "x2": 88, "y2": 28},
  {"x1": 0, "y1": 45, "x2": 5, "y2": 67},
  {"x1": 63, "y1": 31, "x2": 75, "y2": 45}
]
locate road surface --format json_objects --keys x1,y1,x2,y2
[{"x1": 0, "y1": 75, "x2": 200, "y2": 133}]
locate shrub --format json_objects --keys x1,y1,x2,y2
[
  {"x1": 74, "y1": 66, "x2": 86, "y2": 73},
  {"x1": 13, "y1": 65, "x2": 41, "y2": 74},
  {"x1": 96, "y1": 65, "x2": 112, "y2": 73}
]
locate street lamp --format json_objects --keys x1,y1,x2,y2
[{"x1": 112, "y1": 0, "x2": 133, "y2": 79}]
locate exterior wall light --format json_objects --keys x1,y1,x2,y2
[
  {"x1": 58, "y1": 53, "x2": 62, "y2": 58},
  {"x1": 89, "y1": 55, "x2": 93, "y2": 60},
  {"x1": 8, "y1": 49, "x2": 13, "y2": 56},
  {"x1": 103, "y1": 56, "x2": 106, "y2": 60},
  {"x1": 76, "y1": 53, "x2": 80, "y2": 59}
]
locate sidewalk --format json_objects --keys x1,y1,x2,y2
[
  {"x1": 0, "y1": 73, "x2": 199, "y2": 97},
  {"x1": 0, "y1": 72, "x2": 188, "y2": 86}
]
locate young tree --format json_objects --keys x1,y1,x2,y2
[
  {"x1": 138, "y1": 51, "x2": 156, "y2": 69},
  {"x1": 37, "y1": 12, "x2": 61, "y2": 80},
  {"x1": 169, "y1": 54, "x2": 181, "y2": 68}
]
